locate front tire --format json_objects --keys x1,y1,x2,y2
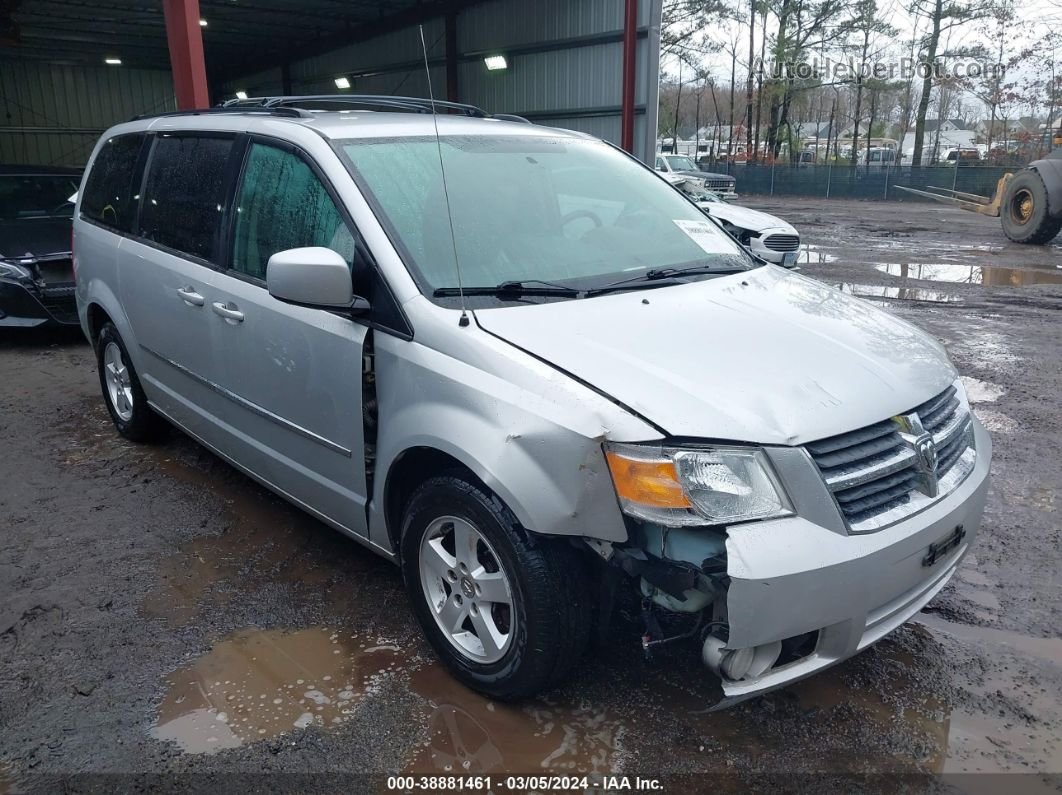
[
  {"x1": 1001, "y1": 170, "x2": 1062, "y2": 244},
  {"x1": 400, "y1": 475, "x2": 591, "y2": 700},
  {"x1": 96, "y1": 322, "x2": 166, "y2": 443}
]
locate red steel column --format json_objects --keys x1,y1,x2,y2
[
  {"x1": 620, "y1": 0, "x2": 637, "y2": 152},
  {"x1": 162, "y1": 0, "x2": 210, "y2": 109}
]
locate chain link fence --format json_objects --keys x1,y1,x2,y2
[{"x1": 714, "y1": 163, "x2": 1014, "y2": 201}]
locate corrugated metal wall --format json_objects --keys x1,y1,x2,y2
[
  {"x1": 0, "y1": 61, "x2": 175, "y2": 167},
  {"x1": 222, "y1": 0, "x2": 661, "y2": 162}
]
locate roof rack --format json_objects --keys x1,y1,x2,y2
[
  {"x1": 133, "y1": 96, "x2": 531, "y2": 125},
  {"x1": 222, "y1": 95, "x2": 491, "y2": 118},
  {"x1": 133, "y1": 105, "x2": 308, "y2": 121}
]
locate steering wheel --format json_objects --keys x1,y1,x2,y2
[{"x1": 561, "y1": 209, "x2": 603, "y2": 229}]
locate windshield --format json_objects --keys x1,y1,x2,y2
[
  {"x1": 0, "y1": 175, "x2": 79, "y2": 220},
  {"x1": 340, "y1": 135, "x2": 747, "y2": 294},
  {"x1": 665, "y1": 155, "x2": 698, "y2": 171}
]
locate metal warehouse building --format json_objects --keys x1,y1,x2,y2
[{"x1": 0, "y1": 0, "x2": 662, "y2": 167}]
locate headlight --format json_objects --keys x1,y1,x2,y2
[
  {"x1": 604, "y1": 443, "x2": 792, "y2": 526},
  {"x1": 0, "y1": 261, "x2": 33, "y2": 280}
]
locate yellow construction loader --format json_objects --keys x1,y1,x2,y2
[{"x1": 896, "y1": 145, "x2": 1062, "y2": 244}]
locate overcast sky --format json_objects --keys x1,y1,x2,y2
[{"x1": 667, "y1": 0, "x2": 1060, "y2": 117}]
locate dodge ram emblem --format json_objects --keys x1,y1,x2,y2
[
  {"x1": 913, "y1": 433, "x2": 939, "y2": 496},
  {"x1": 894, "y1": 412, "x2": 940, "y2": 497}
]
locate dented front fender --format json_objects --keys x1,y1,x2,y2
[{"x1": 368, "y1": 300, "x2": 661, "y2": 552}]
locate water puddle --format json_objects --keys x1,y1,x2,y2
[
  {"x1": 915, "y1": 617, "x2": 1062, "y2": 776},
  {"x1": 875, "y1": 262, "x2": 1062, "y2": 287},
  {"x1": 151, "y1": 628, "x2": 402, "y2": 754},
  {"x1": 915, "y1": 614, "x2": 1062, "y2": 663},
  {"x1": 972, "y1": 408, "x2": 1018, "y2": 434},
  {"x1": 404, "y1": 665, "x2": 626, "y2": 774},
  {"x1": 836, "y1": 282, "x2": 962, "y2": 304},
  {"x1": 952, "y1": 326, "x2": 1022, "y2": 375},
  {"x1": 799, "y1": 244, "x2": 838, "y2": 264},
  {"x1": 959, "y1": 376, "x2": 1004, "y2": 403}
]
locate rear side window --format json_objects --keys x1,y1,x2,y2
[
  {"x1": 81, "y1": 133, "x2": 145, "y2": 232},
  {"x1": 231, "y1": 143, "x2": 356, "y2": 280},
  {"x1": 139, "y1": 135, "x2": 234, "y2": 261}
]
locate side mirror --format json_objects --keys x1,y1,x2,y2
[{"x1": 266, "y1": 247, "x2": 367, "y2": 314}]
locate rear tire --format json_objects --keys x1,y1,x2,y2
[
  {"x1": 1001, "y1": 170, "x2": 1062, "y2": 244},
  {"x1": 400, "y1": 474, "x2": 592, "y2": 700},
  {"x1": 96, "y1": 322, "x2": 166, "y2": 443}
]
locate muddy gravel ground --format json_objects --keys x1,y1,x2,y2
[{"x1": 1, "y1": 198, "x2": 1061, "y2": 793}]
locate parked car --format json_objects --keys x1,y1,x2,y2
[
  {"x1": 694, "y1": 192, "x2": 800, "y2": 267},
  {"x1": 655, "y1": 153, "x2": 737, "y2": 197},
  {"x1": 943, "y1": 148, "x2": 981, "y2": 166},
  {"x1": 75, "y1": 97, "x2": 990, "y2": 705},
  {"x1": 0, "y1": 165, "x2": 82, "y2": 327}
]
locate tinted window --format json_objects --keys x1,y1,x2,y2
[
  {"x1": 139, "y1": 135, "x2": 233, "y2": 260},
  {"x1": 81, "y1": 134, "x2": 144, "y2": 231},
  {"x1": 231, "y1": 143, "x2": 356, "y2": 280},
  {"x1": 0, "y1": 174, "x2": 80, "y2": 220}
]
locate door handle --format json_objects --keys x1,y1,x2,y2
[
  {"x1": 211, "y1": 301, "x2": 245, "y2": 322},
  {"x1": 176, "y1": 286, "x2": 205, "y2": 306}
]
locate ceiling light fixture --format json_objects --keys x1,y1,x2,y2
[
  {"x1": 334, "y1": 76, "x2": 351, "y2": 89},
  {"x1": 484, "y1": 55, "x2": 507, "y2": 71},
  {"x1": 104, "y1": 57, "x2": 122, "y2": 65}
]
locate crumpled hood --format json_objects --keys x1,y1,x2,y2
[
  {"x1": 698, "y1": 201, "x2": 796, "y2": 235},
  {"x1": 474, "y1": 266, "x2": 955, "y2": 445},
  {"x1": 0, "y1": 217, "x2": 72, "y2": 260}
]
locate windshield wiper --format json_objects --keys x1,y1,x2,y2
[
  {"x1": 586, "y1": 264, "x2": 748, "y2": 296},
  {"x1": 433, "y1": 279, "x2": 582, "y2": 298}
]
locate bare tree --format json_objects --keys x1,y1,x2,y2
[
  {"x1": 907, "y1": 0, "x2": 996, "y2": 166},
  {"x1": 840, "y1": 0, "x2": 897, "y2": 167},
  {"x1": 663, "y1": 0, "x2": 731, "y2": 60},
  {"x1": 763, "y1": 0, "x2": 854, "y2": 159}
]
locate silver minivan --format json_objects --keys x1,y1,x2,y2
[{"x1": 74, "y1": 97, "x2": 991, "y2": 704}]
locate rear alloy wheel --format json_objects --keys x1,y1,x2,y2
[
  {"x1": 400, "y1": 474, "x2": 592, "y2": 700},
  {"x1": 96, "y1": 322, "x2": 166, "y2": 443},
  {"x1": 1000, "y1": 170, "x2": 1062, "y2": 244},
  {"x1": 103, "y1": 341, "x2": 134, "y2": 422}
]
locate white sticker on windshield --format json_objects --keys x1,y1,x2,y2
[{"x1": 673, "y1": 219, "x2": 726, "y2": 253}]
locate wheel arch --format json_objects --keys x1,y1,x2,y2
[
  {"x1": 81, "y1": 280, "x2": 141, "y2": 368},
  {"x1": 86, "y1": 302, "x2": 113, "y2": 347},
  {"x1": 383, "y1": 445, "x2": 494, "y2": 556}
]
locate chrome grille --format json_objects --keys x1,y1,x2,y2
[
  {"x1": 807, "y1": 385, "x2": 975, "y2": 531},
  {"x1": 706, "y1": 179, "x2": 734, "y2": 190},
  {"x1": 764, "y1": 234, "x2": 800, "y2": 252}
]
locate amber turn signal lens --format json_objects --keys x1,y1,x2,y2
[{"x1": 605, "y1": 451, "x2": 692, "y2": 509}]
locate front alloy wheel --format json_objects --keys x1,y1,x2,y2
[
  {"x1": 400, "y1": 474, "x2": 592, "y2": 700},
  {"x1": 419, "y1": 516, "x2": 515, "y2": 663}
]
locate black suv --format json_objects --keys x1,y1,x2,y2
[{"x1": 0, "y1": 165, "x2": 82, "y2": 327}]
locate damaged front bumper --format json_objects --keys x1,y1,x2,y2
[
  {"x1": 716, "y1": 420, "x2": 991, "y2": 703},
  {"x1": 611, "y1": 419, "x2": 991, "y2": 706}
]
